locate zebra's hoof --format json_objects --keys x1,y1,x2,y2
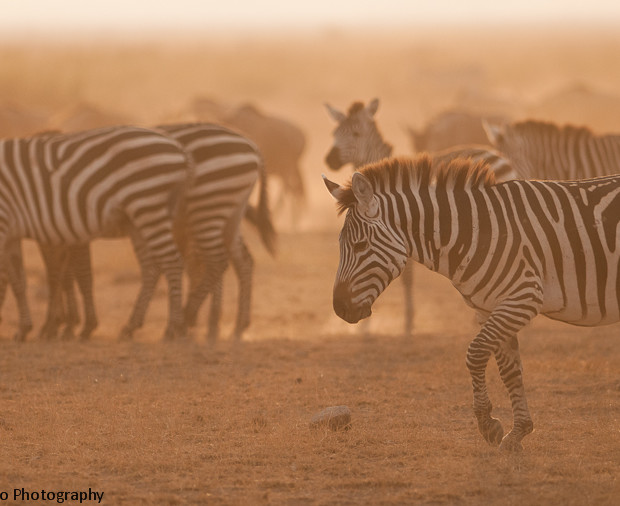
[
  {"x1": 13, "y1": 331, "x2": 27, "y2": 342},
  {"x1": 80, "y1": 323, "x2": 98, "y2": 341},
  {"x1": 162, "y1": 328, "x2": 177, "y2": 341},
  {"x1": 61, "y1": 327, "x2": 76, "y2": 341},
  {"x1": 118, "y1": 327, "x2": 134, "y2": 342},
  {"x1": 39, "y1": 328, "x2": 58, "y2": 341},
  {"x1": 482, "y1": 417, "x2": 504, "y2": 447},
  {"x1": 499, "y1": 433, "x2": 524, "y2": 452}
]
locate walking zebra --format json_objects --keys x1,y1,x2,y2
[
  {"x1": 324, "y1": 154, "x2": 620, "y2": 450},
  {"x1": 483, "y1": 118, "x2": 620, "y2": 180},
  {"x1": 0, "y1": 126, "x2": 194, "y2": 341},
  {"x1": 324, "y1": 98, "x2": 515, "y2": 334},
  {"x1": 11, "y1": 123, "x2": 275, "y2": 342}
]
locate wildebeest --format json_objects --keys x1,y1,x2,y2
[{"x1": 407, "y1": 110, "x2": 507, "y2": 153}]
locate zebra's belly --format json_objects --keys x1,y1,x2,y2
[
  {"x1": 458, "y1": 283, "x2": 620, "y2": 327},
  {"x1": 540, "y1": 276, "x2": 620, "y2": 326},
  {"x1": 542, "y1": 304, "x2": 620, "y2": 327}
]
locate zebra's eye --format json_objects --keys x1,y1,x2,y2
[{"x1": 352, "y1": 239, "x2": 369, "y2": 253}]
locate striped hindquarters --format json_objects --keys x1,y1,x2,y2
[{"x1": 0, "y1": 126, "x2": 192, "y2": 248}]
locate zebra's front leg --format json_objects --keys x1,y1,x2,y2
[
  {"x1": 466, "y1": 332, "x2": 504, "y2": 446},
  {"x1": 466, "y1": 298, "x2": 539, "y2": 450},
  {"x1": 495, "y1": 335, "x2": 534, "y2": 451}
]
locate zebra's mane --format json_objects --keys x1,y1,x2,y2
[
  {"x1": 335, "y1": 155, "x2": 496, "y2": 214},
  {"x1": 511, "y1": 119, "x2": 595, "y2": 138}
]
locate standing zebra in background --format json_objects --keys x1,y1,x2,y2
[
  {"x1": 324, "y1": 98, "x2": 515, "y2": 335},
  {"x1": 483, "y1": 118, "x2": 620, "y2": 180},
  {"x1": 323, "y1": 155, "x2": 620, "y2": 450},
  {"x1": 324, "y1": 98, "x2": 412, "y2": 335},
  {"x1": 13, "y1": 123, "x2": 275, "y2": 342},
  {"x1": 0, "y1": 126, "x2": 194, "y2": 341}
]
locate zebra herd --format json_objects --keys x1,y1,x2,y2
[
  {"x1": 1, "y1": 98, "x2": 618, "y2": 451},
  {"x1": 324, "y1": 99, "x2": 620, "y2": 450},
  {"x1": 0, "y1": 123, "x2": 275, "y2": 343}
]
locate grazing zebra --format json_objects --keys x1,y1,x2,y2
[
  {"x1": 324, "y1": 154, "x2": 620, "y2": 450},
  {"x1": 324, "y1": 98, "x2": 515, "y2": 335},
  {"x1": 18, "y1": 123, "x2": 275, "y2": 341},
  {"x1": 483, "y1": 118, "x2": 620, "y2": 180},
  {"x1": 0, "y1": 126, "x2": 194, "y2": 341}
]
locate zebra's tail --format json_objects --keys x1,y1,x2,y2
[
  {"x1": 245, "y1": 160, "x2": 277, "y2": 256},
  {"x1": 167, "y1": 137, "x2": 198, "y2": 225}
]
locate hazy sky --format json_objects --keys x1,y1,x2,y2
[{"x1": 2, "y1": 0, "x2": 620, "y2": 35}]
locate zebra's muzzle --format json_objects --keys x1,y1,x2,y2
[
  {"x1": 333, "y1": 283, "x2": 372, "y2": 323},
  {"x1": 325, "y1": 147, "x2": 343, "y2": 170}
]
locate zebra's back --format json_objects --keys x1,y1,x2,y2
[
  {"x1": 156, "y1": 123, "x2": 262, "y2": 246},
  {"x1": 459, "y1": 174, "x2": 620, "y2": 327},
  {"x1": 0, "y1": 126, "x2": 191, "y2": 245}
]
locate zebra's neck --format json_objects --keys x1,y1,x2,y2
[
  {"x1": 399, "y1": 184, "x2": 480, "y2": 281},
  {"x1": 358, "y1": 133, "x2": 393, "y2": 167}
]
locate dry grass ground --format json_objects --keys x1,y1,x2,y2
[
  {"x1": 0, "y1": 26, "x2": 619, "y2": 504},
  {"x1": 0, "y1": 232, "x2": 618, "y2": 505}
]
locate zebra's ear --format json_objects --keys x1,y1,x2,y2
[
  {"x1": 325, "y1": 103, "x2": 346, "y2": 123},
  {"x1": 351, "y1": 172, "x2": 379, "y2": 217},
  {"x1": 482, "y1": 119, "x2": 504, "y2": 146},
  {"x1": 367, "y1": 98, "x2": 380, "y2": 117},
  {"x1": 322, "y1": 174, "x2": 347, "y2": 201}
]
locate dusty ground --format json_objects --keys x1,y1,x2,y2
[
  {"x1": 0, "y1": 232, "x2": 618, "y2": 505},
  {"x1": 0, "y1": 25, "x2": 619, "y2": 504}
]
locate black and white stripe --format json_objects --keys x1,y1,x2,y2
[
  {"x1": 324, "y1": 154, "x2": 620, "y2": 450},
  {"x1": 0, "y1": 126, "x2": 193, "y2": 340}
]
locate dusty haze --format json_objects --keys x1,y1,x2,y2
[{"x1": 0, "y1": 26, "x2": 618, "y2": 505}]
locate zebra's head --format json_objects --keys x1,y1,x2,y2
[
  {"x1": 324, "y1": 99, "x2": 391, "y2": 170},
  {"x1": 482, "y1": 119, "x2": 536, "y2": 179},
  {"x1": 323, "y1": 171, "x2": 409, "y2": 324}
]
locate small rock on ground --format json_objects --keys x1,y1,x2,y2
[{"x1": 309, "y1": 405, "x2": 352, "y2": 431}]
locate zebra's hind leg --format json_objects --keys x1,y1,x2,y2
[
  {"x1": 229, "y1": 236, "x2": 254, "y2": 341},
  {"x1": 38, "y1": 243, "x2": 66, "y2": 341},
  {"x1": 183, "y1": 248, "x2": 228, "y2": 342},
  {"x1": 119, "y1": 229, "x2": 161, "y2": 341},
  {"x1": 6, "y1": 240, "x2": 33, "y2": 341},
  {"x1": 401, "y1": 261, "x2": 414, "y2": 336},
  {"x1": 206, "y1": 273, "x2": 224, "y2": 343},
  {"x1": 68, "y1": 245, "x2": 98, "y2": 340},
  {"x1": 60, "y1": 262, "x2": 80, "y2": 340}
]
